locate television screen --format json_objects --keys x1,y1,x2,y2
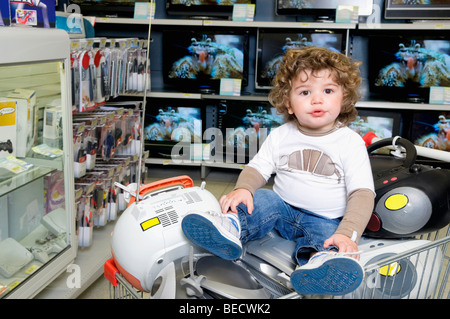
[
  {"x1": 207, "y1": 100, "x2": 285, "y2": 163},
  {"x1": 368, "y1": 34, "x2": 450, "y2": 102},
  {"x1": 384, "y1": 0, "x2": 450, "y2": 20},
  {"x1": 276, "y1": 0, "x2": 374, "y2": 18},
  {"x1": 255, "y1": 29, "x2": 345, "y2": 89},
  {"x1": 411, "y1": 111, "x2": 450, "y2": 152},
  {"x1": 166, "y1": 0, "x2": 256, "y2": 17},
  {"x1": 163, "y1": 29, "x2": 249, "y2": 93},
  {"x1": 144, "y1": 104, "x2": 203, "y2": 158},
  {"x1": 349, "y1": 109, "x2": 402, "y2": 140},
  {"x1": 69, "y1": 0, "x2": 145, "y2": 18}
]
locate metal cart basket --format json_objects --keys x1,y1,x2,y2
[
  {"x1": 104, "y1": 258, "x2": 147, "y2": 299},
  {"x1": 104, "y1": 226, "x2": 449, "y2": 300}
]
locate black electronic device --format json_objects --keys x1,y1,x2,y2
[
  {"x1": 384, "y1": 0, "x2": 450, "y2": 20},
  {"x1": 276, "y1": 0, "x2": 373, "y2": 20},
  {"x1": 206, "y1": 100, "x2": 285, "y2": 164},
  {"x1": 255, "y1": 28, "x2": 346, "y2": 89},
  {"x1": 368, "y1": 33, "x2": 450, "y2": 103},
  {"x1": 69, "y1": 0, "x2": 146, "y2": 18},
  {"x1": 349, "y1": 109, "x2": 403, "y2": 140},
  {"x1": 364, "y1": 137, "x2": 450, "y2": 238},
  {"x1": 143, "y1": 100, "x2": 203, "y2": 160},
  {"x1": 0, "y1": 140, "x2": 13, "y2": 154},
  {"x1": 162, "y1": 28, "x2": 249, "y2": 93},
  {"x1": 166, "y1": 0, "x2": 255, "y2": 18}
]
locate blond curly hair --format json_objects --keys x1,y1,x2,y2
[{"x1": 268, "y1": 47, "x2": 362, "y2": 126}]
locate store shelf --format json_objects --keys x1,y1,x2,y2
[
  {"x1": 356, "y1": 101, "x2": 450, "y2": 111},
  {"x1": 92, "y1": 16, "x2": 356, "y2": 29},
  {"x1": 358, "y1": 21, "x2": 450, "y2": 30},
  {"x1": 146, "y1": 157, "x2": 202, "y2": 167},
  {"x1": 0, "y1": 166, "x2": 55, "y2": 198}
]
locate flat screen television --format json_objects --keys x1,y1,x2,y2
[
  {"x1": 166, "y1": 0, "x2": 256, "y2": 18},
  {"x1": 69, "y1": 0, "x2": 146, "y2": 18},
  {"x1": 410, "y1": 111, "x2": 450, "y2": 153},
  {"x1": 163, "y1": 29, "x2": 249, "y2": 93},
  {"x1": 368, "y1": 33, "x2": 450, "y2": 103},
  {"x1": 276, "y1": 0, "x2": 374, "y2": 20},
  {"x1": 255, "y1": 29, "x2": 346, "y2": 89},
  {"x1": 144, "y1": 103, "x2": 203, "y2": 159},
  {"x1": 384, "y1": 0, "x2": 450, "y2": 20},
  {"x1": 349, "y1": 108, "x2": 403, "y2": 140},
  {"x1": 206, "y1": 100, "x2": 285, "y2": 163}
]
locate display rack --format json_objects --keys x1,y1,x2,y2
[{"x1": 0, "y1": 27, "x2": 76, "y2": 299}]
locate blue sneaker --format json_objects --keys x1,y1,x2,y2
[
  {"x1": 290, "y1": 251, "x2": 364, "y2": 296},
  {"x1": 181, "y1": 211, "x2": 242, "y2": 260}
]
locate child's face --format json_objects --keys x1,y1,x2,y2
[{"x1": 286, "y1": 68, "x2": 343, "y2": 133}]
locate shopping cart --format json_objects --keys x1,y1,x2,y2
[
  {"x1": 104, "y1": 224, "x2": 450, "y2": 300},
  {"x1": 104, "y1": 258, "x2": 146, "y2": 299}
]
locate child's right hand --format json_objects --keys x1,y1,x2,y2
[{"x1": 219, "y1": 188, "x2": 254, "y2": 215}]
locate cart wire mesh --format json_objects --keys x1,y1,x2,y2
[
  {"x1": 104, "y1": 258, "x2": 145, "y2": 299},
  {"x1": 104, "y1": 226, "x2": 450, "y2": 300},
  {"x1": 337, "y1": 227, "x2": 450, "y2": 299}
]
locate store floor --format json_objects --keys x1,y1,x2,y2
[{"x1": 77, "y1": 164, "x2": 262, "y2": 299}]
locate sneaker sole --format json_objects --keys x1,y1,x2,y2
[
  {"x1": 290, "y1": 257, "x2": 364, "y2": 296},
  {"x1": 181, "y1": 213, "x2": 242, "y2": 260}
]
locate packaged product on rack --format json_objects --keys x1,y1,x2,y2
[
  {"x1": 92, "y1": 38, "x2": 108, "y2": 106},
  {"x1": 97, "y1": 156, "x2": 131, "y2": 211},
  {"x1": 76, "y1": 39, "x2": 96, "y2": 112},
  {"x1": 138, "y1": 39, "x2": 151, "y2": 93},
  {"x1": 100, "y1": 106, "x2": 129, "y2": 147},
  {"x1": 72, "y1": 116, "x2": 99, "y2": 170},
  {"x1": 72, "y1": 122, "x2": 87, "y2": 178},
  {"x1": 107, "y1": 39, "x2": 120, "y2": 99},
  {"x1": 105, "y1": 101, "x2": 143, "y2": 156},
  {"x1": 70, "y1": 42, "x2": 81, "y2": 113},
  {"x1": 83, "y1": 173, "x2": 109, "y2": 227},
  {"x1": 102, "y1": 40, "x2": 113, "y2": 101},
  {"x1": 92, "y1": 164, "x2": 121, "y2": 221},
  {"x1": 74, "y1": 181, "x2": 95, "y2": 248},
  {"x1": 73, "y1": 187, "x2": 83, "y2": 239}
]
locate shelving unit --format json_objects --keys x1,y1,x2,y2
[{"x1": 0, "y1": 27, "x2": 76, "y2": 299}]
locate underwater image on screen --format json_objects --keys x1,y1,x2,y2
[
  {"x1": 412, "y1": 111, "x2": 450, "y2": 152},
  {"x1": 256, "y1": 31, "x2": 342, "y2": 87},
  {"x1": 349, "y1": 115, "x2": 395, "y2": 139},
  {"x1": 220, "y1": 105, "x2": 285, "y2": 149},
  {"x1": 277, "y1": 0, "x2": 337, "y2": 9},
  {"x1": 374, "y1": 39, "x2": 450, "y2": 89},
  {"x1": 167, "y1": 33, "x2": 245, "y2": 81},
  {"x1": 144, "y1": 107, "x2": 202, "y2": 143},
  {"x1": 391, "y1": 0, "x2": 448, "y2": 5}
]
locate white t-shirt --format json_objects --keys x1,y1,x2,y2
[{"x1": 247, "y1": 121, "x2": 375, "y2": 219}]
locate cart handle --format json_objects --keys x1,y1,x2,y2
[
  {"x1": 104, "y1": 258, "x2": 119, "y2": 287},
  {"x1": 128, "y1": 175, "x2": 194, "y2": 205}
]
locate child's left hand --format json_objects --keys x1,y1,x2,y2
[{"x1": 323, "y1": 234, "x2": 360, "y2": 260}]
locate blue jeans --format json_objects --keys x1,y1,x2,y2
[{"x1": 236, "y1": 188, "x2": 341, "y2": 266}]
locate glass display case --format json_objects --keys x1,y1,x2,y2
[{"x1": 0, "y1": 27, "x2": 76, "y2": 298}]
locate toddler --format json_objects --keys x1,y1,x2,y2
[{"x1": 182, "y1": 47, "x2": 375, "y2": 296}]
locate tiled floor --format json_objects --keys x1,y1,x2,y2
[{"x1": 77, "y1": 164, "x2": 247, "y2": 299}]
